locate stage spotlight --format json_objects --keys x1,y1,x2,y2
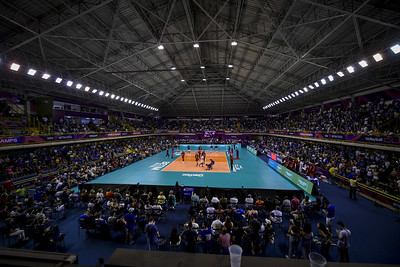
[
  {"x1": 358, "y1": 60, "x2": 368, "y2": 68},
  {"x1": 337, "y1": 71, "x2": 344, "y2": 77},
  {"x1": 373, "y1": 53, "x2": 383, "y2": 62},
  {"x1": 55, "y1": 78, "x2": 62, "y2": 83},
  {"x1": 347, "y1": 66, "x2": 355, "y2": 73},
  {"x1": 42, "y1": 73, "x2": 50, "y2": 79},
  {"x1": 27, "y1": 69, "x2": 37, "y2": 76},
  {"x1": 391, "y1": 44, "x2": 400, "y2": 54},
  {"x1": 10, "y1": 63, "x2": 20, "y2": 71}
]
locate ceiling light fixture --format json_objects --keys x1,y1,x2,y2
[
  {"x1": 200, "y1": 66, "x2": 205, "y2": 69},
  {"x1": 171, "y1": 66, "x2": 176, "y2": 70},
  {"x1": 105, "y1": 93, "x2": 110, "y2": 97},
  {"x1": 66, "y1": 81, "x2": 73, "y2": 86},
  {"x1": 10, "y1": 63, "x2": 20, "y2": 71},
  {"x1": 391, "y1": 44, "x2": 400, "y2": 54},
  {"x1": 358, "y1": 60, "x2": 368, "y2": 68},
  {"x1": 111, "y1": 94, "x2": 115, "y2": 99},
  {"x1": 55, "y1": 78, "x2": 62, "y2": 83},
  {"x1": 42, "y1": 73, "x2": 50, "y2": 79},
  {"x1": 314, "y1": 82, "x2": 320, "y2": 87},
  {"x1": 373, "y1": 53, "x2": 383, "y2": 62},
  {"x1": 231, "y1": 41, "x2": 238, "y2": 46},
  {"x1": 99, "y1": 91, "x2": 104, "y2": 96},
  {"x1": 337, "y1": 71, "x2": 344, "y2": 77},
  {"x1": 84, "y1": 86, "x2": 90, "y2": 92},
  {"x1": 226, "y1": 77, "x2": 230, "y2": 80},
  {"x1": 116, "y1": 96, "x2": 120, "y2": 100},
  {"x1": 92, "y1": 89, "x2": 97, "y2": 93},
  {"x1": 328, "y1": 75, "x2": 334, "y2": 81},
  {"x1": 347, "y1": 66, "x2": 355, "y2": 73},
  {"x1": 321, "y1": 79, "x2": 326, "y2": 85},
  {"x1": 309, "y1": 85, "x2": 314, "y2": 89},
  {"x1": 181, "y1": 79, "x2": 185, "y2": 82},
  {"x1": 228, "y1": 64, "x2": 233, "y2": 68},
  {"x1": 303, "y1": 87, "x2": 308, "y2": 92},
  {"x1": 76, "y1": 84, "x2": 82, "y2": 89},
  {"x1": 193, "y1": 43, "x2": 200, "y2": 48},
  {"x1": 27, "y1": 69, "x2": 36, "y2": 76},
  {"x1": 157, "y1": 44, "x2": 164, "y2": 50}
]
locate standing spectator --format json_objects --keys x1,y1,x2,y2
[
  {"x1": 245, "y1": 194, "x2": 254, "y2": 209},
  {"x1": 181, "y1": 221, "x2": 198, "y2": 252},
  {"x1": 286, "y1": 219, "x2": 301, "y2": 259},
  {"x1": 249, "y1": 213, "x2": 262, "y2": 255},
  {"x1": 301, "y1": 222, "x2": 313, "y2": 260},
  {"x1": 317, "y1": 222, "x2": 332, "y2": 260},
  {"x1": 198, "y1": 222, "x2": 213, "y2": 254},
  {"x1": 218, "y1": 227, "x2": 231, "y2": 254},
  {"x1": 323, "y1": 201, "x2": 335, "y2": 231},
  {"x1": 349, "y1": 176, "x2": 358, "y2": 200},
  {"x1": 336, "y1": 221, "x2": 351, "y2": 262},
  {"x1": 291, "y1": 195, "x2": 300, "y2": 211},
  {"x1": 145, "y1": 216, "x2": 160, "y2": 250},
  {"x1": 167, "y1": 190, "x2": 176, "y2": 210},
  {"x1": 123, "y1": 208, "x2": 136, "y2": 245}
]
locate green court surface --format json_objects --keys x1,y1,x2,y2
[{"x1": 86, "y1": 146, "x2": 300, "y2": 191}]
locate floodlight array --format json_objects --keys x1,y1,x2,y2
[
  {"x1": 7, "y1": 62, "x2": 159, "y2": 112},
  {"x1": 263, "y1": 43, "x2": 400, "y2": 110}
]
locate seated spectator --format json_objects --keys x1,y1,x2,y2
[
  {"x1": 211, "y1": 217, "x2": 223, "y2": 236},
  {"x1": 191, "y1": 192, "x2": 199, "y2": 207},
  {"x1": 210, "y1": 195, "x2": 220, "y2": 208},
  {"x1": 229, "y1": 196, "x2": 238, "y2": 205},
  {"x1": 282, "y1": 196, "x2": 291, "y2": 212},
  {"x1": 291, "y1": 195, "x2": 300, "y2": 211},
  {"x1": 206, "y1": 205, "x2": 216, "y2": 220},
  {"x1": 157, "y1": 191, "x2": 166, "y2": 208},
  {"x1": 167, "y1": 191, "x2": 176, "y2": 210},
  {"x1": 245, "y1": 194, "x2": 254, "y2": 209},
  {"x1": 270, "y1": 206, "x2": 283, "y2": 224},
  {"x1": 255, "y1": 197, "x2": 264, "y2": 211}
]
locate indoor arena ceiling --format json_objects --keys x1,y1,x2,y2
[{"x1": 1, "y1": 0, "x2": 400, "y2": 116}]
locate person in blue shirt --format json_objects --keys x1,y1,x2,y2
[
  {"x1": 198, "y1": 222, "x2": 213, "y2": 254},
  {"x1": 123, "y1": 208, "x2": 136, "y2": 245},
  {"x1": 323, "y1": 201, "x2": 335, "y2": 231},
  {"x1": 145, "y1": 216, "x2": 160, "y2": 250}
]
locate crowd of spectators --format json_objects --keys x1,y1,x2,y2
[
  {"x1": 263, "y1": 99, "x2": 400, "y2": 135},
  {"x1": 2, "y1": 98, "x2": 400, "y2": 136},
  {"x1": 253, "y1": 136, "x2": 400, "y2": 195},
  {"x1": 0, "y1": 137, "x2": 173, "y2": 181}
]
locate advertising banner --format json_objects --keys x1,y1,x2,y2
[
  {"x1": 246, "y1": 145, "x2": 259, "y2": 156},
  {"x1": 268, "y1": 159, "x2": 314, "y2": 195}
]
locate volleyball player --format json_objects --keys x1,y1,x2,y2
[
  {"x1": 181, "y1": 150, "x2": 185, "y2": 163},
  {"x1": 187, "y1": 145, "x2": 191, "y2": 155},
  {"x1": 210, "y1": 144, "x2": 213, "y2": 152},
  {"x1": 195, "y1": 152, "x2": 199, "y2": 166},
  {"x1": 200, "y1": 155, "x2": 205, "y2": 167}
]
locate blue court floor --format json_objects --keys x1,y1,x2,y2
[{"x1": 87, "y1": 146, "x2": 299, "y2": 191}]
